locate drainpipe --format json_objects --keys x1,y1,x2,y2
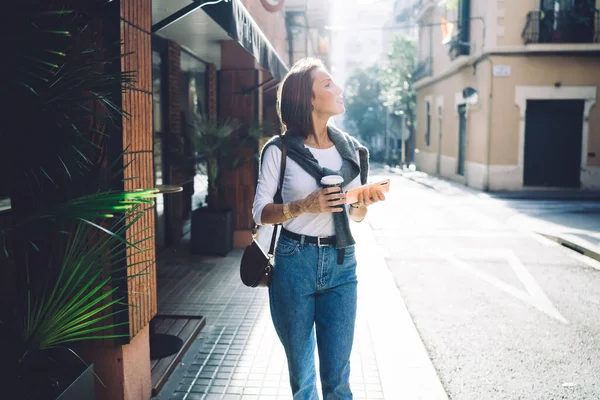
[
  {"x1": 429, "y1": 24, "x2": 433, "y2": 74},
  {"x1": 485, "y1": 55, "x2": 494, "y2": 192}
]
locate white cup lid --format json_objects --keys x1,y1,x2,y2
[{"x1": 320, "y1": 175, "x2": 344, "y2": 185}]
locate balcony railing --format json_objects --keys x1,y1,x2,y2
[
  {"x1": 522, "y1": 10, "x2": 600, "y2": 44},
  {"x1": 413, "y1": 57, "x2": 432, "y2": 82},
  {"x1": 413, "y1": 0, "x2": 435, "y2": 21}
]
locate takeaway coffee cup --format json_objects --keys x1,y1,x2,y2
[{"x1": 321, "y1": 175, "x2": 344, "y2": 205}]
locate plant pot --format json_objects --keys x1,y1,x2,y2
[
  {"x1": 56, "y1": 364, "x2": 95, "y2": 400},
  {"x1": 9, "y1": 362, "x2": 96, "y2": 400},
  {"x1": 191, "y1": 207, "x2": 234, "y2": 256}
]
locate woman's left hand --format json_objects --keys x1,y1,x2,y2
[{"x1": 355, "y1": 186, "x2": 386, "y2": 208}]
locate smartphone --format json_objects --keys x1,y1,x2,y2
[{"x1": 345, "y1": 179, "x2": 390, "y2": 204}]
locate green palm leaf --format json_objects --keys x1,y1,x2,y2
[
  {"x1": 1, "y1": 189, "x2": 158, "y2": 253},
  {"x1": 2, "y1": 2, "x2": 137, "y2": 196},
  {"x1": 19, "y1": 209, "x2": 154, "y2": 365}
]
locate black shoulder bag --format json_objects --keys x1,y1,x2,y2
[{"x1": 240, "y1": 134, "x2": 287, "y2": 288}]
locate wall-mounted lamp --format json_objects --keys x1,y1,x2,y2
[{"x1": 462, "y1": 87, "x2": 479, "y2": 105}]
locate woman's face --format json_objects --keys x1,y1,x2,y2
[{"x1": 311, "y1": 68, "x2": 344, "y2": 117}]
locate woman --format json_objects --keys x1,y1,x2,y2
[{"x1": 252, "y1": 57, "x2": 386, "y2": 400}]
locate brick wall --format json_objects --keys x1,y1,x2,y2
[
  {"x1": 120, "y1": 0, "x2": 157, "y2": 339},
  {"x1": 219, "y1": 42, "x2": 262, "y2": 244},
  {"x1": 208, "y1": 63, "x2": 218, "y2": 122},
  {"x1": 216, "y1": 2, "x2": 290, "y2": 246}
]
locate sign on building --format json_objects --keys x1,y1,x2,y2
[{"x1": 493, "y1": 65, "x2": 511, "y2": 77}]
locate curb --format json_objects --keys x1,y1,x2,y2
[
  {"x1": 404, "y1": 175, "x2": 438, "y2": 191},
  {"x1": 489, "y1": 191, "x2": 600, "y2": 201},
  {"x1": 538, "y1": 233, "x2": 600, "y2": 263},
  {"x1": 353, "y1": 220, "x2": 449, "y2": 400},
  {"x1": 386, "y1": 166, "x2": 600, "y2": 201},
  {"x1": 386, "y1": 167, "x2": 438, "y2": 191}
]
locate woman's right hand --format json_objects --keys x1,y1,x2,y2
[{"x1": 300, "y1": 187, "x2": 347, "y2": 214}]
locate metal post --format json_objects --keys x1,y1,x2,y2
[
  {"x1": 385, "y1": 112, "x2": 390, "y2": 165},
  {"x1": 402, "y1": 138, "x2": 406, "y2": 168}
]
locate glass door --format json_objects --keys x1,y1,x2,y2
[{"x1": 153, "y1": 49, "x2": 169, "y2": 251}]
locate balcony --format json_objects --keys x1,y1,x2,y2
[
  {"x1": 522, "y1": 10, "x2": 600, "y2": 44},
  {"x1": 413, "y1": 57, "x2": 432, "y2": 82},
  {"x1": 413, "y1": 0, "x2": 436, "y2": 22}
]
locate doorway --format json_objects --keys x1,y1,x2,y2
[{"x1": 523, "y1": 99, "x2": 584, "y2": 187}]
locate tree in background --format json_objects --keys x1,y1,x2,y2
[
  {"x1": 343, "y1": 66, "x2": 388, "y2": 161},
  {"x1": 381, "y1": 35, "x2": 417, "y2": 165}
]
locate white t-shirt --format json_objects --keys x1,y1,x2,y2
[{"x1": 252, "y1": 144, "x2": 362, "y2": 237}]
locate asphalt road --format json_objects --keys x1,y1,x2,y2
[{"x1": 366, "y1": 167, "x2": 600, "y2": 400}]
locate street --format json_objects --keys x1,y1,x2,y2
[{"x1": 366, "y1": 167, "x2": 600, "y2": 400}]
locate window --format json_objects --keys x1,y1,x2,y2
[
  {"x1": 541, "y1": 0, "x2": 594, "y2": 11},
  {"x1": 152, "y1": 48, "x2": 167, "y2": 249},
  {"x1": 537, "y1": 0, "x2": 596, "y2": 44},
  {"x1": 152, "y1": 50, "x2": 163, "y2": 133},
  {"x1": 425, "y1": 100, "x2": 431, "y2": 147},
  {"x1": 181, "y1": 50, "x2": 208, "y2": 117}
]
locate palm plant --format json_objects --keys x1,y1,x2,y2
[
  {"x1": 0, "y1": 1, "x2": 159, "y2": 397},
  {"x1": 1, "y1": 1, "x2": 135, "y2": 197},
  {"x1": 190, "y1": 115, "x2": 265, "y2": 255},
  {"x1": 1, "y1": 194, "x2": 157, "y2": 397},
  {"x1": 192, "y1": 114, "x2": 243, "y2": 211},
  {"x1": 192, "y1": 114, "x2": 268, "y2": 211},
  {"x1": 20, "y1": 202, "x2": 154, "y2": 353}
]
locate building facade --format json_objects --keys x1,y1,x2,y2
[
  {"x1": 285, "y1": 0, "x2": 333, "y2": 66},
  {"x1": 414, "y1": 0, "x2": 600, "y2": 191},
  {"x1": 152, "y1": 0, "x2": 289, "y2": 250}
]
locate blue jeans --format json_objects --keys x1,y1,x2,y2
[{"x1": 269, "y1": 234, "x2": 358, "y2": 400}]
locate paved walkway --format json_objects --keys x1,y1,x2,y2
[{"x1": 153, "y1": 219, "x2": 447, "y2": 400}]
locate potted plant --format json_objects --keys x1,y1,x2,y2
[
  {"x1": 0, "y1": 191, "x2": 157, "y2": 400},
  {"x1": 190, "y1": 114, "x2": 260, "y2": 256}
]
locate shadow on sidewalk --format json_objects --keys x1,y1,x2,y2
[{"x1": 153, "y1": 233, "x2": 391, "y2": 399}]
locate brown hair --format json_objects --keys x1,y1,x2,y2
[{"x1": 277, "y1": 58, "x2": 325, "y2": 138}]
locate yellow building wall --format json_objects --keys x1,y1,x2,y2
[
  {"x1": 416, "y1": 54, "x2": 600, "y2": 190},
  {"x1": 415, "y1": 58, "x2": 491, "y2": 183},
  {"x1": 490, "y1": 55, "x2": 600, "y2": 168}
]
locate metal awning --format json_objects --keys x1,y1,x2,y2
[
  {"x1": 204, "y1": 0, "x2": 288, "y2": 81},
  {"x1": 152, "y1": 0, "x2": 288, "y2": 81}
]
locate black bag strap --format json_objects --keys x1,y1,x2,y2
[
  {"x1": 267, "y1": 133, "x2": 286, "y2": 256},
  {"x1": 278, "y1": 134, "x2": 287, "y2": 201},
  {"x1": 251, "y1": 134, "x2": 286, "y2": 256}
]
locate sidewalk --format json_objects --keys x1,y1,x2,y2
[
  {"x1": 398, "y1": 168, "x2": 600, "y2": 200},
  {"x1": 153, "y1": 219, "x2": 448, "y2": 400}
]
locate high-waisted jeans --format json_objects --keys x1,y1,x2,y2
[{"x1": 269, "y1": 233, "x2": 358, "y2": 400}]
